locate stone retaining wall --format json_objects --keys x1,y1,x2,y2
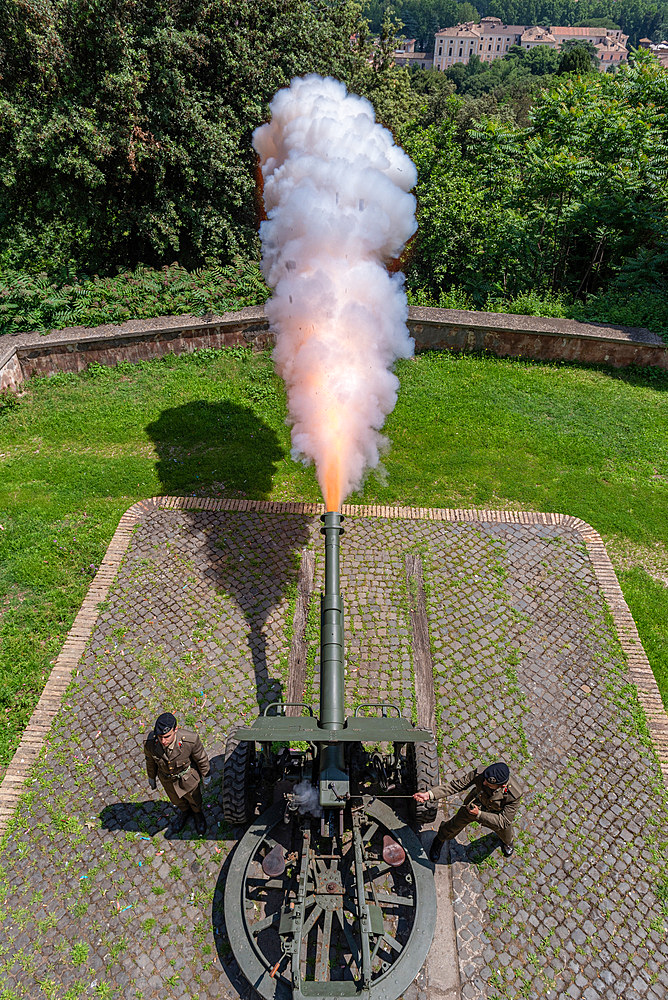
[{"x1": 1, "y1": 304, "x2": 666, "y2": 392}]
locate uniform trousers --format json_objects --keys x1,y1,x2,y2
[
  {"x1": 438, "y1": 805, "x2": 514, "y2": 846},
  {"x1": 158, "y1": 774, "x2": 203, "y2": 814}
]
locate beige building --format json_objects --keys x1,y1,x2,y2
[
  {"x1": 638, "y1": 37, "x2": 668, "y2": 68},
  {"x1": 393, "y1": 38, "x2": 434, "y2": 70},
  {"x1": 433, "y1": 18, "x2": 524, "y2": 69},
  {"x1": 433, "y1": 17, "x2": 628, "y2": 71}
]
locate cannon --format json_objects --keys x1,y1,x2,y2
[{"x1": 223, "y1": 512, "x2": 439, "y2": 1000}]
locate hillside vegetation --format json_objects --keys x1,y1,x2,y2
[{"x1": 1, "y1": 3, "x2": 667, "y2": 336}]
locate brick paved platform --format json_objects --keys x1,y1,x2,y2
[{"x1": 0, "y1": 500, "x2": 667, "y2": 1000}]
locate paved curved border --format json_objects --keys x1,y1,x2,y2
[{"x1": 1, "y1": 497, "x2": 665, "y2": 837}]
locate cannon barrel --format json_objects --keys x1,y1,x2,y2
[
  {"x1": 318, "y1": 512, "x2": 347, "y2": 807},
  {"x1": 319, "y1": 511, "x2": 345, "y2": 731}
]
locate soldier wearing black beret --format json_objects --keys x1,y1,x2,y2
[
  {"x1": 144, "y1": 712, "x2": 211, "y2": 835},
  {"x1": 414, "y1": 761, "x2": 522, "y2": 862}
]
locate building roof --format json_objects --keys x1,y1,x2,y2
[
  {"x1": 521, "y1": 26, "x2": 556, "y2": 43},
  {"x1": 435, "y1": 25, "x2": 481, "y2": 38},
  {"x1": 479, "y1": 24, "x2": 525, "y2": 34},
  {"x1": 551, "y1": 26, "x2": 606, "y2": 36}
]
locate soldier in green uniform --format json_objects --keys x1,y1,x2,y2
[
  {"x1": 144, "y1": 712, "x2": 211, "y2": 835},
  {"x1": 414, "y1": 761, "x2": 522, "y2": 862}
]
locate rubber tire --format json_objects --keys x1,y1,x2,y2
[
  {"x1": 222, "y1": 735, "x2": 256, "y2": 825},
  {"x1": 407, "y1": 739, "x2": 440, "y2": 824},
  {"x1": 349, "y1": 741, "x2": 368, "y2": 794}
]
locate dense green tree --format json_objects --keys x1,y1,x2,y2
[
  {"x1": 0, "y1": 0, "x2": 374, "y2": 277},
  {"x1": 558, "y1": 40, "x2": 599, "y2": 73},
  {"x1": 403, "y1": 52, "x2": 668, "y2": 306}
]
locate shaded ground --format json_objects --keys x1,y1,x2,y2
[{"x1": 0, "y1": 506, "x2": 666, "y2": 1000}]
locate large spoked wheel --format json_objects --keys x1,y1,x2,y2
[
  {"x1": 222, "y1": 735, "x2": 257, "y2": 825},
  {"x1": 224, "y1": 799, "x2": 437, "y2": 1000},
  {"x1": 407, "y1": 740, "x2": 440, "y2": 824}
]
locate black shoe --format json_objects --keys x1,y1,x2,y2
[
  {"x1": 172, "y1": 809, "x2": 191, "y2": 833},
  {"x1": 500, "y1": 842, "x2": 514, "y2": 858},
  {"x1": 429, "y1": 837, "x2": 444, "y2": 863},
  {"x1": 193, "y1": 811, "x2": 207, "y2": 835}
]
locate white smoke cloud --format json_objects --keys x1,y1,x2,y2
[
  {"x1": 293, "y1": 779, "x2": 322, "y2": 817},
  {"x1": 253, "y1": 75, "x2": 417, "y2": 510}
]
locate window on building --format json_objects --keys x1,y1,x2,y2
[
  {"x1": 449, "y1": 47, "x2": 452, "y2": 55},
  {"x1": 497, "y1": 44, "x2": 500, "y2": 50}
]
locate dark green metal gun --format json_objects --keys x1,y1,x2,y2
[{"x1": 223, "y1": 512, "x2": 438, "y2": 1000}]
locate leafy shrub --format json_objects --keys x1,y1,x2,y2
[
  {"x1": 0, "y1": 258, "x2": 269, "y2": 336},
  {"x1": 0, "y1": 389, "x2": 20, "y2": 415}
]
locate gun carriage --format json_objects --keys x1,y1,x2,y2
[{"x1": 223, "y1": 512, "x2": 439, "y2": 1000}]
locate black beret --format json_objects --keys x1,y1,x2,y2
[
  {"x1": 484, "y1": 762, "x2": 510, "y2": 785},
  {"x1": 154, "y1": 712, "x2": 177, "y2": 735}
]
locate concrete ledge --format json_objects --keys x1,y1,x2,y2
[
  {"x1": 0, "y1": 306, "x2": 270, "y2": 391},
  {"x1": 1, "y1": 304, "x2": 666, "y2": 392},
  {"x1": 409, "y1": 305, "x2": 667, "y2": 368}
]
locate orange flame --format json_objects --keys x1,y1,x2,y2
[{"x1": 323, "y1": 451, "x2": 342, "y2": 512}]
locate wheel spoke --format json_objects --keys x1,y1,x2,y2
[
  {"x1": 364, "y1": 861, "x2": 391, "y2": 880},
  {"x1": 250, "y1": 910, "x2": 281, "y2": 936},
  {"x1": 246, "y1": 876, "x2": 290, "y2": 891},
  {"x1": 375, "y1": 891, "x2": 414, "y2": 907},
  {"x1": 336, "y1": 908, "x2": 361, "y2": 971},
  {"x1": 382, "y1": 931, "x2": 403, "y2": 953}
]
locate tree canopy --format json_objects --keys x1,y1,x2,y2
[
  {"x1": 403, "y1": 49, "x2": 668, "y2": 323},
  {"x1": 0, "y1": 0, "x2": 373, "y2": 276},
  {"x1": 1, "y1": 1, "x2": 667, "y2": 335}
]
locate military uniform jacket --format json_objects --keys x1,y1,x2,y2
[
  {"x1": 144, "y1": 728, "x2": 210, "y2": 800},
  {"x1": 431, "y1": 765, "x2": 523, "y2": 835}
]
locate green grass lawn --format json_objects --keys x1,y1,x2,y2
[{"x1": 1, "y1": 347, "x2": 667, "y2": 770}]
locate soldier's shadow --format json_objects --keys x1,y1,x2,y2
[
  {"x1": 438, "y1": 833, "x2": 500, "y2": 866},
  {"x1": 146, "y1": 399, "x2": 312, "y2": 712},
  {"x1": 99, "y1": 801, "x2": 226, "y2": 843},
  {"x1": 100, "y1": 755, "x2": 231, "y2": 842}
]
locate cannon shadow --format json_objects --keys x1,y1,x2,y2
[{"x1": 145, "y1": 398, "x2": 311, "y2": 712}]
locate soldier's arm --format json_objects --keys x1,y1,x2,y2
[
  {"x1": 427, "y1": 769, "x2": 477, "y2": 802},
  {"x1": 190, "y1": 735, "x2": 211, "y2": 778},
  {"x1": 478, "y1": 794, "x2": 522, "y2": 833},
  {"x1": 144, "y1": 742, "x2": 158, "y2": 782}
]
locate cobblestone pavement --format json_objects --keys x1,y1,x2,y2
[{"x1": 0, "y1": 508, "x2": 666, "y2": 1000}]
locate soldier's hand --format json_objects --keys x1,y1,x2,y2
[
  {"x1": 148, "y1": 778, "x2": 157, "y2": 792},
  {"x1": 413, "y1": 791, "x2": 430, "y2": 804},
  {"x1": 467, "y1": 802, "x2": 480, "y2": 816}
]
